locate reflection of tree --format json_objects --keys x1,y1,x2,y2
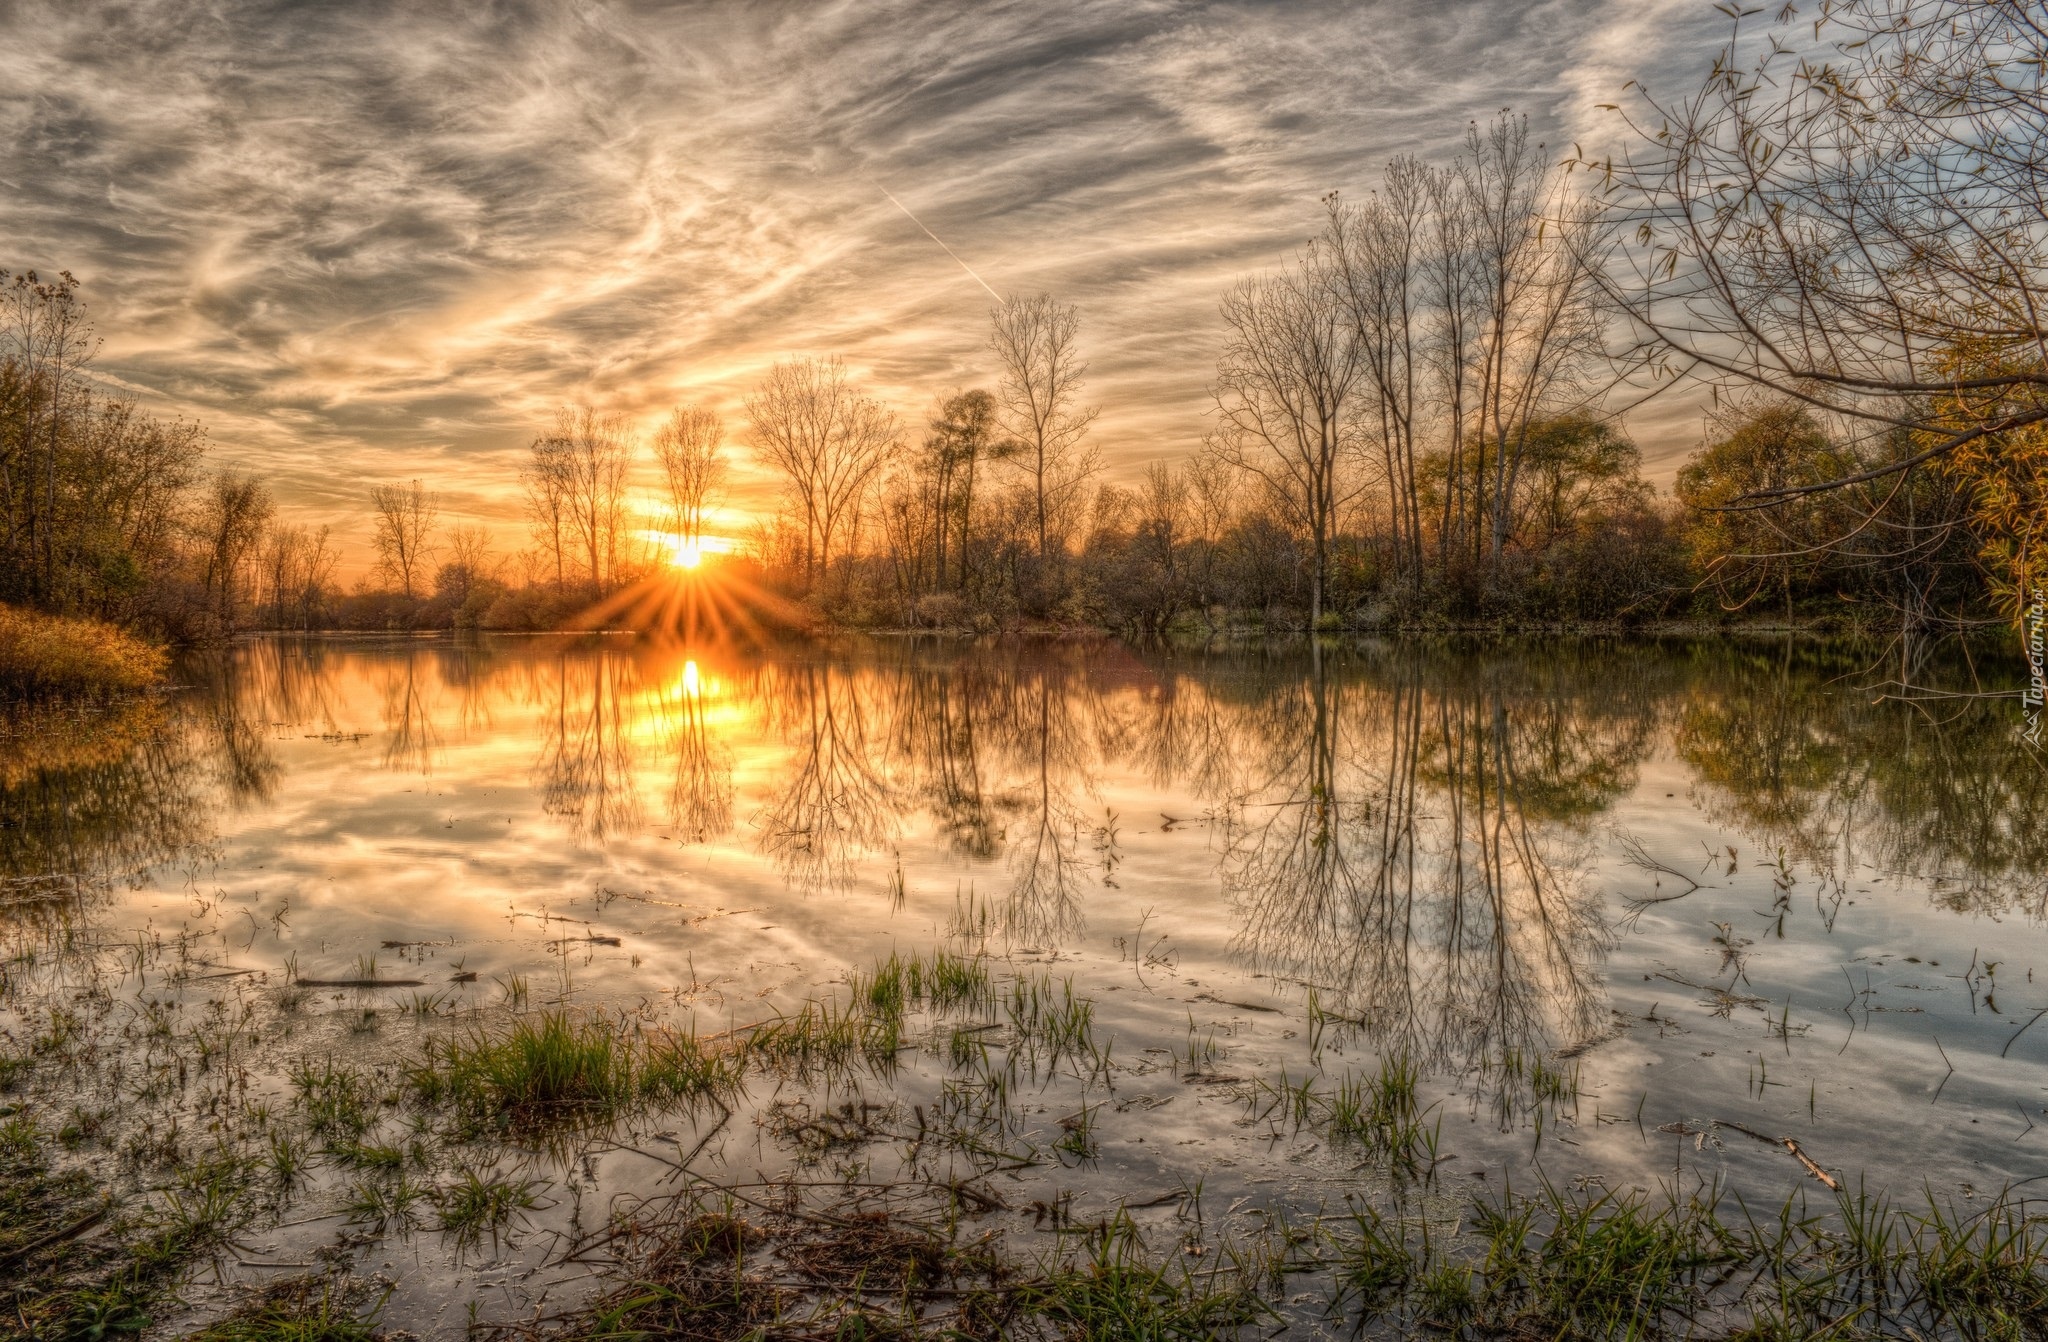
[
  {"x1": 1002, "y1": 677, "x2": 1092, "y2": 943},
  {"x1": 888, "y1": 662, "x2": 1002, "y2": 861},
  {"x1": 0, "y1": 701, "x2": 216, "y2": 917},
  {"x1": 766, "y1": 643, "x2": 1104, "y2": 932},
  {"x1": 378, "y1": 650, "x2": 444, "y2": 776},
  {"x1": 757, "y1": 662, "x2": 898, "y2": 892},
  {"x1": 661, "y1": 672, "x2": 733, "y2": 843},
  {"x1": 535, "y1": 652, "x2": 642, "y2": 842},
  {"x1": 1218, "y1": 645, "x2": 1630, "y2": 1107},
  {"x1": 1678, "y1": 642, "x2": 2048, "y2": 914}
]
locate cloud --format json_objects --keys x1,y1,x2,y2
[{"x1": 0, "y1": 0, "x2": 1725, "y2": 554}]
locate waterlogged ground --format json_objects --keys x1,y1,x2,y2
[{"x1": 4, "y1": 634, "x2": 2048, "y2": 1338}]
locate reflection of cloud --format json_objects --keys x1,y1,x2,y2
[{"x1": 0, "y1": 0, "x2": 1723, "y2": 548}]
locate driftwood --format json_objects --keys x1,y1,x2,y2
[
  {"x1": 1714, "y1": 1120, "x2": 1840, "y2": 1190},
  {"x1": 0, "y1": 1202, "x2": 109, "y2": 1268},
  {"x1": 294, "y1": 977, "x2": 427, "y2": 988}
]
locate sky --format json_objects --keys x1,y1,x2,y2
[{"x1": 0, "y1": 0, "x2": 1729, "y2": 560}]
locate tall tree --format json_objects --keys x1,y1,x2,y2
[
  {"x1": 1329, "y1": 166, "x2": 1428, "y2": 588},
  {"x1": 553, "y1": 407, "x2": 633, "y2": 591},
  {"x1": 0, "y1": 270, "x2": 95, "y2": 600},
  {"x1": 370, "y1": 478, "x2": 439, "y2": 599},
  {"x1": 747, "y1": 357, "x2": 898, "y2": 589},
  {"x1": 522, "y1": 433, "x2": 574, "y2": 588},
  {"x1": 1209, "y1": 240, "x2": 1366, "y2": 627},
  {"x1": 989, "y1": 294, "x2": 1100, "y2": 563},
  {"x1": 1461, "y1": 114, "x2": 1607, "y2": 573},
  {"x1": 652, "y1": 404, "x2": 727, "y2": 547},
  {"x1": 924, "y1": 389, "x2": 1005, "y2": 593},
  {"x1": 200, "y1": 470, "x2": 273, "y2": 629}
]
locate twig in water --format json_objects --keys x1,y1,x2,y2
[
  {"x1": 2004, "y1": 1004, "x2": 2048, "y2": 1058},
  {"x1": 1713, "y1": 1120, "x2": 1840, "y2": 1191}
]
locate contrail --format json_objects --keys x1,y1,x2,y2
[{"x1": 873, "y1": 181, "x2": 1001, "y2": 302}]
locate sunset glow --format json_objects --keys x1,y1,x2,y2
[
  {"x1": 0, "y1": 0, "x2": 1727, "y2": 557},
  {"x1": 659, "y1": 533, "x2": 733, "y2": 570}
]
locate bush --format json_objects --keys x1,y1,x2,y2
[{"x1": 0, "y1": 604, "x2": 166, "y2": 698}]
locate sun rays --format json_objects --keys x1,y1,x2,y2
[{"x1": 567, "y1": 547, "x2": 813, "y2": 649}]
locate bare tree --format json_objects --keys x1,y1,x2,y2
[
  {"x1": 435, "y1": 522, "x2": 498, "y2": 606},
  {"x1": 552, "y1": 407, "x2": 633, "y2": 591},
  {"x1": 200, "y1": 469, "x2": 274, "y2": 629},
  {"x1": 370, "y1": 478, "x2": 439, "y2": 599},
  {"x1": 1330, "y1": 165, "x2": 1429, "y2": 588},
  {"x1": 260, "y1": 522, "x2": 306, "y2": 628},
  {"x1": 298, "y1": 524, "x2": 337, "y2": 630},
  {"x1": 652, "y1": 405, "x2": 727, "y2": 547},
  {"x1": 989, "y1": 294, "x2": 1101, "y2": 562},
  {"x1": 747, "y1": 357, "x2": 898, "y2": 589},
  {"x1": 1209, "y1": 240, "x2": 1366, "y2": 626},
  {"x1": 1423, "y1": 164, "x2": 1481, "y2": 573},
  {"x1": 1461, "y1": 114, "x2": 1609, "y2": 571},
  {"x1": 521, "y1": 433, "x2": 574, "y2": 588},
  {"x1": 449, "y1": 522, "x2": 496, "y2": 576}
]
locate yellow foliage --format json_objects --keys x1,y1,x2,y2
[
  {"x1": 0, "y1": 603, "x2": 167, "y2": 698},
  {"x1": 1939, "y1": 422, "x2": 2048, "y2": 624}
]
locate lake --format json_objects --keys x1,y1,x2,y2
[{"x1": 5, "y1": 633, "x2": 2045, "y2": 1336}]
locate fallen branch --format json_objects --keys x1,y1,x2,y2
[
  {"x1": 0, "y1": 1202, "x2": 108, "y2": 1268},
  {"x1": 1714, "y1": 1120, "x2": 1840, "y2": 1190}
]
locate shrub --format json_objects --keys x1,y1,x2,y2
[{"x1": 0, "y1": 604, "x2": 166, "y2": 698}]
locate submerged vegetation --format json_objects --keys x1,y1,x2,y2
[{"x1": 7, "y1": 891, "x2": 2048, "y2": 1340}]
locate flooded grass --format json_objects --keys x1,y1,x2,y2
[
  {"x1": 1327, "y1": 1180, "x2": 2048, "y2": 1340},
  {"x1": 411, "y1": 1010, "x2": 742, "y2": 1136},
  {"x1": 184, "y1": 1272, "x2": 389, "y2": 1342}
]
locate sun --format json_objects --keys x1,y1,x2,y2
[{"x1": 658, "y1": 532, "x2": 732, "y2": 570}]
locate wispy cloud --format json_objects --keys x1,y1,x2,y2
[{"x1": 0, "y1": 0, "x2": 1724, "y2": 545}]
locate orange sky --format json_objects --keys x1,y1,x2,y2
[{"x1": 1, "y1": 0, "x2": 1730, "y2": 573}]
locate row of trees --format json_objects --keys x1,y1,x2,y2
[{"x1": 739, "y1": 0, "x2": 2048, "y2": 642}]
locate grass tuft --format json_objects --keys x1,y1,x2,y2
[{"x1": 412, "y1": 1010, "x2": 740, "y2": 1135}]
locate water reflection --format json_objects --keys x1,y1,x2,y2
[
  {"x1": 758, "y1": 659, "x2": 900, "y2": 893},
  {"x1": 1213, "y1": 646, "x2": 1658, "y2": 1091},
  {"x1": 661, "y1": 660, "x2": 734, "y2": 844},
  {"x1": 1677, "y1": 643, "x2": 2048, "y2": 915},
  {"x1": 2, "y1": 634, "x2": 2042, "y2": 1048},
  {"x1": 536, "y1": 651, "x2": 643, "y2": 842},
  {"x1": 0, "y1": 702, "x2": 216, "y2": 925}
]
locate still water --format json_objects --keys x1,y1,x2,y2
[{"x1": 5, "y1": 633, "x2": 2046, "y2": 1331}]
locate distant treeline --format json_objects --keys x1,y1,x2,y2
[{"x1": 0, "y1": 258, "x2": 1996, "y2": 643}]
